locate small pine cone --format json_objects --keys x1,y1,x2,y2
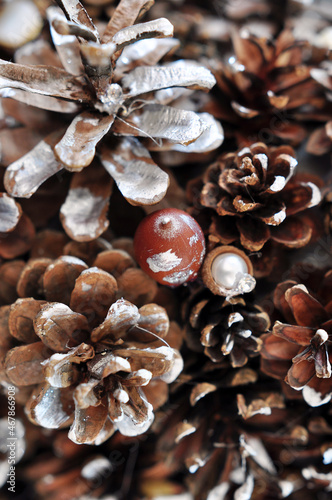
[
  {"x1": 191, "y1": 142, "x2": 321, "y2": 251},
  {"x1": 1, "y1": 249, "x2": 183, "y2": 444},
  {"x1": 184, "y1": 288, "x2": 270, "y2": 367},
  {"x1": 261, "y1": 268, "x2": 332, "y2": 407}
]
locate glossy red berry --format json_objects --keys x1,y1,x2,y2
[{"x1": 134, "y1": 208, "x2": 206, "y2": 286}]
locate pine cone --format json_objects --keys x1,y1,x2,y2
[
  {"x1": 212, "y1": 28, "x2": 332, "y2": 147},
  {"x1": 140, "y1": 352, "x2": 332, "y2": 500},
  {"x1": 184, "y1": 288, "x2": 269, "y2": 367},
  {"x1": 189, "y1": 142, "x2": 321, "y2": 251},
  {"x1": 1, "y1": 249, "x2": 182, "y2": 444},
  {"x1": 140, "y1": 365, "x2": 306, "y2": 500},
  {"x1": 261, "y1": 268, "x2": 332, "y2": 407},
  {"x1": 0, "y1": 0, "x2": 221, "y2": 242},
  {"x1": 138, "y1": 351, "x2": 332, "y2": 500}
]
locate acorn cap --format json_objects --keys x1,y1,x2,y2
[{"x1": 202, "y1": 245, "x2": 255, "y2": 297}]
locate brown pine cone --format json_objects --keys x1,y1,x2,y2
[
  {"x1": 137, "y1": 334, "x2": 332, "y2": 500},
  {"x1": 140, "y1": 365, "x2": 309, "y2": 500},
  {"x1": 189, "y1": 142, "x2": 321, "y2": 252},
  {"x1": 211, "y1": 28, "x2": 332, "y2": 147},
  {"x1": 184, "y1": 288, "x2": 270, "y2": 367},
  {"x1": 1, "y1": 249, "x2": 183, "y2": 444},
  {"x1": 261, "y1": 267, "x2": 332, "y2": 407}
]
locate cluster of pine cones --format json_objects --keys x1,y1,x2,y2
[{"x1": 0, "y1": 0, "x2": 331, "y2": 499}]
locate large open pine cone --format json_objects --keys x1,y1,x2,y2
[
  {"x1": 140, "y1": 361, "x2": 316, "y2": 500},
  {"x1": 0, "y1": 248, "x2": 183, "y2": 444},
  {"x1": 0, "y1": 0, "x2": 221, "y2": 243},
  {"x1": 189, "y1": 142, "x2": 321, "y2": 251},
  {"x1": 164, "y1": 392, "x2": 331, "y2": 500}
]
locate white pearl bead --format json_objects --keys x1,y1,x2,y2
[{"x1": 211, "y1": 253, "x2": 248, "y2": 289}]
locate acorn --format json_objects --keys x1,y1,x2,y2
[{"x1": 134, "y1": 209, "x2": 206, "y2": 286}]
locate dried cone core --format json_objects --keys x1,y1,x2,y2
[{"x1": 202, "y1": 246, "x2": 255, "y2": 297}]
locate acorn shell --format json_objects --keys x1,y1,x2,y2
[{"x1": 134, "y1": 208, "x2": 206, "y2": 286}]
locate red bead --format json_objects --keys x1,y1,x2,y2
[{"x1": 134, "y1": 208, "x2": 206, "y2": 286}]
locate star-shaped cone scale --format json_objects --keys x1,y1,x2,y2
[{"x1": 0, "y1": 0, "x2": 223, "y2": 242}]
